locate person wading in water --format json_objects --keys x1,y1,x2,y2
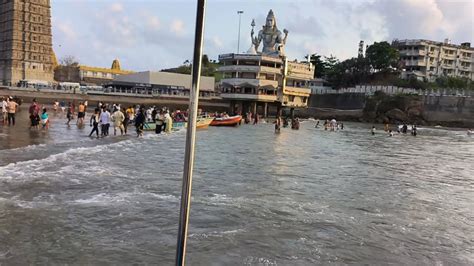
[
  {"x1": 89, "y1": 108, "x2": 100, "y2": 137},
  {"x1": 135, "y1": 108, "x2": 146, "y2": 137}
]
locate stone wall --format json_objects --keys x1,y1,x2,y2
[
  {"x1": 422, "y1": 95, "x2": 474, "y2": 127},
  {"x1": 308, "y1": 93, "x2": 366, "y2": 110}
]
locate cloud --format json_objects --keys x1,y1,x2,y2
[
  {"x1": 147, "y1": 16, "x2": 161, "y2": 30},
  {"x1": 109, "y1": 2, "x2": 123, "y2": 13},
  {"x1": 56, "y1": 22, "x2": 77, "y2": 40},
  {"x1": 51, "y1": 0, "x2": 473, "y2": 71},
  {"x1": 170, "y1": 19, "x2": 185, "y2": 36},
  {"x1": 370, "y1": 0, "x2": 472, "y2": 44},
  {"x1": 211, "y1": 36, "x2": 223, "y2": 48}
]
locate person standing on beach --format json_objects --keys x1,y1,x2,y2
[
  {"x1": 89, "y1": 108, "x2": 100, "y2": 137},
  {"x1": 6, "y1": 97, "x2": 18, "y2": 126},
  {"x1": 111, "y1": 108, "x2": 125, "y2": 136},
  {"x1": 1, "y1": 97, "x2": 8, "y2": 125},
  {"x1": 371, "y1": 126, "x2": 376, "y2": 135}
]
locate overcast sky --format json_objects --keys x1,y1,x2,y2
[{"x1": 52, "y1": 0, "x2": 474, "y2": 71}]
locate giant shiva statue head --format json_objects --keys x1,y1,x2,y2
[{"x1": 265, "y1": 9, "x2": 276, "y2": 29}]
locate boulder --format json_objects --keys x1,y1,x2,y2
[
  {"x1": 386, "y1": 108, "x2": 408, "y2": 121},
  {"x1": 407, "y1": 107, "x2": 422, "y2": 118}
]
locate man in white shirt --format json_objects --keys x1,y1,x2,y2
[
  {"x1": 111, "y1": 108, "x2": 125, "y2": 136},
  {"x1": 1, "y1": 97, "x2": 7, "y2": 125},
  {"x1": 99, "y1": 107, "x2": 111, "y2": 136}
]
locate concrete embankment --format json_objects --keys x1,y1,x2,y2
[{"x1": 0, "y1": 87, "x2": 230, "y2": 112}]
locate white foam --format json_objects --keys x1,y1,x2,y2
[
  {"x1": 6, "y1": 143, "x2": 47, "y2": 152},
  {"x1": 72, "y1": 192, "x2": 179, "y2": 205},
  {"x1": 0, "y1": 139, "x2": 135, "y2": 176},
  {"x1": 189, "y1": 228, "x2": 246, "y2": 239}
]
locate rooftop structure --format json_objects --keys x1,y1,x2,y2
[
  {"x1": 392, "y1": 39, "x2": 474, "y2": 82},
  {"x1": 102, "y1": 71, "x2": 217, "y2": 98},
  {"x1": 54, "y1": 59, "x2": 134, "y2": 85}
]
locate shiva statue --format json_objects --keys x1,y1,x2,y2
[{"x1": 251, "y1": 9, "x2": 288, "y2": 56}]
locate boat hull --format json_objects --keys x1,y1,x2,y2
[
  {"x1": 144, "y1": 117, "x2": 213, "y2": 131},
  {"x1": 210, "y1": 115, "x2": 242, "y2": 127}
]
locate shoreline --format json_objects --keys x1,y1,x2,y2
[{"x1": 0, "y1": 87, "x2": 230, "y2": 112}]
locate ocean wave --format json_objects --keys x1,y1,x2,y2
[
  {"x1": 71, "y1": 192, "x2": 179, "y2": 205},
  {"x1": 189, "y1": 228, "x2": 246, "y2": 239},
  {"x1": 0, "y1": 139, "x2": 134, "y2": 174},
  {"x1": 5, "y1": 143, "x2": 47, "y2": 152}
]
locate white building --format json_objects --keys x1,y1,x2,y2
[
  {"x1": 218, "y1": 53, "x2": 312, "y2": 116},
  {"x1": 392, "y1": 39, "x2": 474, "y2": 82}
]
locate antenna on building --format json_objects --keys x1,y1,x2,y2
[{"x1": 358, "y1": 40, "x2": 364, "y2": 58}]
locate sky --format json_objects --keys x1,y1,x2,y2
[{"x1": 52, "y1": 0, "x2": 474, "y2": 71}]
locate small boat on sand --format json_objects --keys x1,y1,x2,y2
[{"x1": 210, "y1": 115, "x2": 242, "y2": 127}]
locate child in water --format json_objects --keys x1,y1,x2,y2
[{"x1": 40, "y1": 108, "x2": 49, "y2": 129}]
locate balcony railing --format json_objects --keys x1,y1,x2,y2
[
  {"x1": 400, "y1": 50, "x2": 427, "y2": 56},
  {"x1": 218, "y1": 65, "x2": 282, "y2": 75},
  {"x1": 404, "y1": 60, "x2": 426, "y2": 66},
  {"x1": 220, "y1": 78, "x2": 279, "y2": 88},
  {"x1": 220, "y1": 93, "x2": 277, "y2": 102}
]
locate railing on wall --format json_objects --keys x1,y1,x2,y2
[{"x1": 310, "y1": 85, "x2": 473, "y2": 97}]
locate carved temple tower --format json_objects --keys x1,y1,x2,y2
[{"x1": 0, "y1": 0, "x2": 54, "y2": 86}]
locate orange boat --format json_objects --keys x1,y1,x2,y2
[{"x1": 210, "y1": 115, "x2": 242, "y2": 127}]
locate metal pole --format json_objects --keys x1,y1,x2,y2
[
  {"x1": 175, "y1": 0, "x2": 206, "y2": 265},
  {"x1": 237, "y1": 10, "x2": 243, "y2": 53}
]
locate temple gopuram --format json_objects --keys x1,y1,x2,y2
[{"x1": 218, "y1": 9, "x2": 313, "y2": 117}]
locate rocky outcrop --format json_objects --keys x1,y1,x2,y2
[
  {"x1": 386, "y1": 108, "x2": 407, "y2": 121},
  {"x1": 363, "y1": 92, "x2": 425, "y2": 124}
]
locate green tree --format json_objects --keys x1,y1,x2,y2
[
  {"x1": 326, "y1": 56, "x2": 369, "y2": 88},
  {"x1": 365, "y1": 41, "x2": 399, "y2": 72},
  {"x1": 202, "y1": 54, "x2": 210, "y2": 67}
]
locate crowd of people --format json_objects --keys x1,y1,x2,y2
[
  {"x1": 5, "y1": 97, "x2": 473, "y2": 138},
  {"x1": 26, "y1": 100, "x2": 189, "y2": 137}
]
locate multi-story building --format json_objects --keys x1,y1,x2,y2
[
  {"x1": 217, "y1": 10, "x2": 312, "y2": 117},
  {"x1": 218, "y1": 54, "x2": 312, "y2": 117},
  {"x1": 392, "y1": 39, "x2": 474, "y2": 82},
  {"x1": 0, "y1": 0, "x2": 55, "y2": 86}
]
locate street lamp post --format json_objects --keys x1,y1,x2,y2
[{"x1": 237, "y1": 10, "x2": 243, "y2": 53}]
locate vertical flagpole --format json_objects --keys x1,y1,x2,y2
[{"x1": 175, "y1": 0, "x2": 206, "y2": 265}]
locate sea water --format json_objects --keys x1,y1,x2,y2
[{"x1": 0, "y1": 111, "x2": 473, "y2": 264}]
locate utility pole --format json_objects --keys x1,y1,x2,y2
[
  {"x1": 175, "y1": 0, "x2": 206, "y2": 265},
  {"x1": 237, "y1": 10, "x2": 244, "y2": 53}
]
